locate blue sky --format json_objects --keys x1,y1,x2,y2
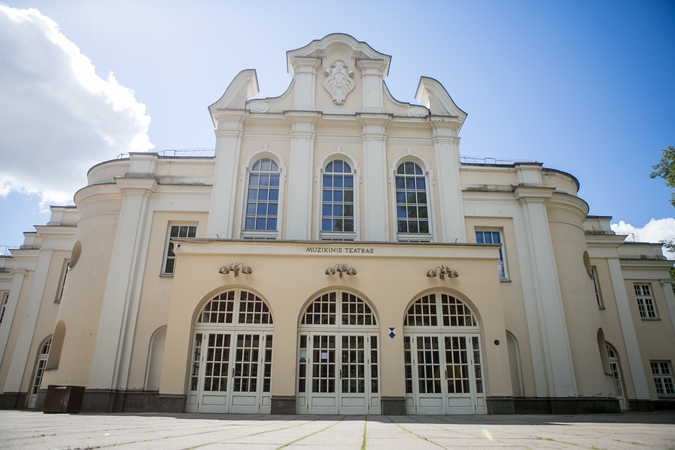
[{"x1": 1, "y1": 0, "x2": 674, "y2": 250}]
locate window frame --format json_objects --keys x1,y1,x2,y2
[
  {"x1": 650, "y1": 360, "x2": 675, "y2": 398},
  {"x1": 162, "y1": 224, "x2": 197, "y2": 276},
  {"x1": 55, "y1": 260, "x2": 71, "y2": 303},
  {"x1": 634, "y1": 283, "x2": 659, "y2": 320},
  {"x1": 242, "y1": 157, "x2": 282, "y2": 240},
  {"x1": 591, "y1": 266, "x2": 604, "y2": 309},
  {"x1": 0, "y1": 292, "x2": 9, "y2": 326},
  {"x1": 319, "y1": 158, "x2": 357, "y2": 241},
  {"x1": 475, "y1": 229, "x2": 509, "y2": 280},
  {"x1": 394, "y1": 160, "x2": 432, "y2": 243}
]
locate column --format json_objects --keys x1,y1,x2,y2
[
  {"x1": 358, "y1": 114, "x2": 391, "y2": 241},
  {"x1": 429, "y1": 117, "x2": 466, "y2": 243},
  {"x1": 515, "y1": 186, "x2": 577, "y2": 397}
]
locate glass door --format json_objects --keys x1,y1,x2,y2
[{"x1": 298, "y1": 333, "x2": 379, "y2": 414}]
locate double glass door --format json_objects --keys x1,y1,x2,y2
[
  {"x1": 186, "y1": 332, "x2": 273, "y2": 413},
  {"x1": 404, "y1": 334, "x2": 486, "y2": 414},
  {"x1": 296, "y1": 333, "x2": 380, "y2": 414}
]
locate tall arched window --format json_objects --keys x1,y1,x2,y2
[
  {"x1": 396, "y1": 161, "x2": 430, "y2": 242},
  {"x1": 321, "y1": 160, "x2": 355, "y2": 241},
  {"x1": 243, "y1": 158, "x2": 280, "y2": 239}
]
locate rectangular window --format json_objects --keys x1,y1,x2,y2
[
  {"x1": 591, "y1": 266, "x2": 604, "y2": 308},
  {"x1": 475, "y1": 230, "x2": 507, "y2": 279},
  {"x1": 651, "y1": 361, "x2": 675, "y2": 397},
  {"x1": 0, "y1": 292, "x2": 9, "y2": 326},
  {"x1": 635, "y1": 284, "x2": 658, "y2": 319},
  {"x1": 55, "y1": 260, "x2": 70, "y2": 303},
  {"x1": 163, "y1": 225, "x2": 197, "y2": 275}
]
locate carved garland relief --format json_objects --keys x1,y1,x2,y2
[{"x1": 323, "y1": 59, "x2": 355, "y2": 105}]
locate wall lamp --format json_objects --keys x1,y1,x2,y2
[
  {"x1": 325, "y1": 263, "x2": 357, "y2": 278},
  {"x1": 219, "y1": 262, "x2": 252, "y2": 277},
  {"x1": 427, "y1": 265, "x2": 459, "y2": 280}
]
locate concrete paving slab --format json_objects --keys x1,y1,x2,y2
[{"x1": 0, "y1": 411, "x2": 673, "y2": 449}]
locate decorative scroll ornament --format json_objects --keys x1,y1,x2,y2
[
  {"x1": 247, "y1": 101, "x2": 269, "y2": 113},
  {"x1": 406, "y1": 106, "x2": 429, "y2": 118},
  {"x1": 323, "y1": 59, "x2": 355, "y2": 105}
]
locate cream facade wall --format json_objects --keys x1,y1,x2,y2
[{"x1": 1, "y1": 34, "x2": 674, "y2": 414}]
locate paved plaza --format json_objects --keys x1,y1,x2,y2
[{"x1": 0, "y1": 411, "x2": 674, "y2": 449}]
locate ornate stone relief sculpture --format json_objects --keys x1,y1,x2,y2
[{"x1": 322, "y1": 59, "x2": 355, "y2": 105}]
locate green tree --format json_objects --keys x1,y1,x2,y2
[{"x1": 650, "y1": 145, "x2": 675, "y2": 206}]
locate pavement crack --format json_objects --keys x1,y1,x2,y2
[
  {"x1": 387, "y1": 416, "x2": 447, "y2": 449},
  {"x1": 276, "y1": 416, "x2": 345, "y2": 449},
  {"x1": 361, "y1": 417, "x2": 367, "y2": 450}
]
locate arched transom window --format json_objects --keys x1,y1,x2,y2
[
  {"x1": 301, "y1": 291, "x2": 377, "y2": 327},
  {"x1": 396, "y1": 161, "x2": 430, "y2": 241},
  {"x1": 404, "y1": 293, "x2": 477, "y2": 328},
  {"x1": 244, "y1": 158, "x2": 280, "y2": 237},
  {"x1": 322, "y1": 160, "x2": 355, "y2": 240},
  {"x1": 198, "y1": 290, "x2": 273, "y2": 325}
]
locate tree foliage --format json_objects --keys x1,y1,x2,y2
[{"x1": 651, "y1": 145, "x2": 675, "y2": 207}]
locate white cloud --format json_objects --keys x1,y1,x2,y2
[
  {"x1": 0, "y1": 6, "x2": 153, "y2": 207},
  {"x1": 611, "y1": 218, "x2": 675, "y2": 260}
]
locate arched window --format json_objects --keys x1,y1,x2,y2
[
  {"x1": 321, "y1": 160, "x2": 355, "y2": 241},
  {"x1": 29, "y1": 337, "x2": 51, "y2": 408},
  {"x1": 402, "y1": 292, "x2": 485, "y2": 414},
  {"x1": 243, "y1": 158, "x2": 280, "y2": 239},
  {"x1": 395, "y1": 161, "x2": 430, "y2": 242},
  {"x1": 188, "y1": 289, "x2": 274, "y2": 414},
  {"x1": 297, "y1": 291, "x2": 380, "y2": 415}
]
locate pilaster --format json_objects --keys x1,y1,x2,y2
[
  {"x1": 0, "y1": 269, "x2": 27, "y2": 377},
  {"x1": 607, "y1": 258, "x2": 651, "y2": 399},
  {"x1": 207, "y1": 110, "x2": 247, "y2": 239},
  {"x1": 659, "y1": 278, "x2": 675, "y2": 334},
  {"x1": 285, "y1": 111, "x2": 321, "y2": 240},
  {"x1": 87, "y1": 177, "x2": 156, "y2": 390},
  {"x1": 355, "y1": 59, "x2": 388, "y2": 113},
  {"x1": 3, "y1": 251, "x2": 52, "y2": 394},
  {"x1": 429, "y1": 117, "x2": 466, "y2": 243},
  {"x1": 515, "y1": 186, "x2": 577, "y2": 397},
  {"x1": 358, "y1": 114, "x2": 391, "y2": 241},
  {"x1": 290, "y1": 57, "x2": 322, "y2": 111}
]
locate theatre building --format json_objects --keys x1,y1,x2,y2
[{"x1": 1, "y1": 34, "x2": 675, "y2": 415}]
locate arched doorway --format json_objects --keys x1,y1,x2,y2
[
  {"x1": 403, "y1": 292, "x2": 486, "y2": 414},
  {"x1": 29, "y1": 337, "x2": 51, "y2": 409},
  {"x1": 186, "y1": 289, "x2": 274, "y2": 414},
  {"x1": 297, "y1": 290, "x2": 380, "y2": 414}
]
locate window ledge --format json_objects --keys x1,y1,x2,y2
[
  {"x1": 598, "y1": 306, "x2": 606, "y2": 310},
  {"x1": 160, "y1": 273, "x2": 175, "y2": 278},
  {"x1": 640, "y1": 317, "x2": 661, "y2": 321},
  {"x1": 499, "y1": 278, "x2": 511, "y2": 283}
]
